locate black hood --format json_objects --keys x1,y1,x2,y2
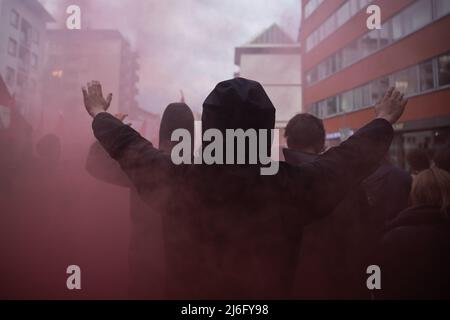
[
  {"x1": 159, "y1": 103, "x2": 194, "y2": 152},
  {"x1": 202, "y1": 78, "x2": 275, "y2": 135}
]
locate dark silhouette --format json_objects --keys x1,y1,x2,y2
[
  {"x1": 86, "y1": 103, "x2": 194, "y2": 299},
  {"x1": 283, "y1": 113, "x2": 372, "y2": 299},
  {"x1": 434, "y1": 147, "x2": 450, "y2": 173},
  {"x1": 378, "y1": 167, "x2": 450, "y2": 299},
  {"x1": 82, "y1": 79, "x2": 406, "y2": 298},
  {"x1": 362, "y1": 157, "x2": 412, "y2": 225},
  {"x1": 406, "y1": 149, "x2": 430, "y2": 176}
]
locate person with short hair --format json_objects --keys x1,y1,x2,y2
[{"x1": 378, "y1": 167, "x2": 450, "y2": 299}]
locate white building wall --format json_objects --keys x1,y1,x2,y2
[
  {"x1": 0, "y1": 0, "x2": 50, "y2": 123},
  {"x1": 239, "y1": 52, "x2": 302, "y2": 127}
]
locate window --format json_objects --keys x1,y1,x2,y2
[
  {"x1": 419, "y1": 60, "x2": 435, "y2": 92},
  {"x1": 438, "y1": 54, "x2": 450, "y2": 87},
  {"x1": 391, "y1": 67, "x2": 419, "y2": 96},
  {"x1": 379, "y1": 21, "x2": 393, "y2": 48},
  {"x1": 359, "y1": 0, "x2": 371, "y2": 8},
  {"x1": 29, "y1": 79, "x2": 37, "y2": 92},
  {"x1": 31, "y1": 53, "x2": 38, "y2": 68},
  {"x1": 435, "y1": 0, "x2": 450, "y2": 18},
  {"x1": 361, "y1": 84, "x2": 371, "y2": 107},
  {"x1": 330, "y1": 52, "x2": 342, "y2": 74},
  {"x1": 392, "y1": 14, "x2": 404, "y2": 40},
  {"x1": 307, "y1": 68, "x2": 318, "y2": 85},
  {"x1": 354, "y1": 87, "x2": 363, "y2": 109},
  {"x1": 403, "y1": 0, "x2": 432, "y2": 36},
  {"x1": 354, "y1": 84, "x2": 371, "y2": 109},
  {"x1": 318, "y1": 100, "x2": 327, "y2": 118},
  {"x1": 318, "y1": 61, "x2": 328, "y2": 80},
  {"x1": 18, "y1": 46, "x2": 31, "y2": 65},
  {"x1": 5, "y1": 67, "x2": 15, "y2": 87},
  {"x1": 340, "y1": 91, "x2": 353, "y2": 113},
  {"x1": 17, "y1": 72, "x2": 27, "y2": 88},
  {"x1": 336, "y1": 2, "x2": 351, "y2": 27},
  {"x1": 326, "y1": 97, "x2": 338, "y2": 116},
  {"x1": 20, "y1": 18, "x2": 32, "y2": 45},
  {"x1": 8, "y1": 38, "x2": 18, "y2": 56},
  {"x1": 32, "y1": 29, "x2": 40, "y2": 45},
  {"x1": 371, "y1": 78, "x2": 390, "y2": 104},
  {"x1": 10, "y1": 10, "x2": 19, "y2": 28},
  {"x1": 305, "y1": 0, "x2": 324, "y2": 19},
  {"x1": 342, "y1": 41, "x2": 359, "y2": 67},
  {"x1": 359, "y1": 29, "x2": 379, "y2": 58}
]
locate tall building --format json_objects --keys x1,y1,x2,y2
[
  {"x1": 0, "y1": 0, "x2": 54, "y2": 123},
  {"x1": 42, "y1": 29, "x2": 140, "y2": 132},
  {"x1": 300, "y1": 0, "x2": 450, "y2": 167},
  {"x1": 235, "y1": 24, "x2": 302, "y2": 129}
]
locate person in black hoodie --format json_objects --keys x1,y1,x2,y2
[
  {"x1": 82, "y1": 79, "x2": 406, "y2": 299},
  {"x1": 378, "y1": 167, "x2": 450, "y2": 299},
  {"x1": 85, "y1": 103, "x2": 194, "y2": 299},
  {"x1": 283, "y1": 113, "x2": 372, "y2": 299},
  {"x1": 434, "y1": 147, "x2": 450, "y2": 173}
]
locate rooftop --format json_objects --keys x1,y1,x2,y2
[{"x1": 22, "y1": 0, "x2": 55, "y2": 22}]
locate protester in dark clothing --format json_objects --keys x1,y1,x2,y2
[
  {"x1": 86, "y1": 103, "x2": 195, "y2": 299},
  {"x1": 378, "y1": 167, "x2": 450, "y2": 299},
  {"x1": 434, "y1": 147, "x2": 450, "y2": 173},
  {"x1": 406, "y1": 149, "x2": 430, "y2": 176},
  {"x1": 362, "y1": 158, "x2": 412, "y2": 225},
  {"x1": 283, "y1": 113, "x2": 372, "y2": 299},
  {"x1": 284, "y1": 113, "x2": 325, "y2": 156},
  {"x1": 82, "y1": 79, "x2": 406, "y2": 299}
]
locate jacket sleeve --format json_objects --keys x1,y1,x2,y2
[
  {"x1": 85, "y1": 141, "x2": 131, "y2": 187},
  {"x1": 92, "y1": 112, "x2": 173, "y2": 196},
  {"x1": 291, "y1": 118, "x2": 394, "y2": 224}
]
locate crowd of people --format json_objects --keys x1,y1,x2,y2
[{"x1": 81, "y1": 78, "x2": 450, "y2": 300}]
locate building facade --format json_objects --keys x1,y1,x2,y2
[
  {"x1": 300, "y1": 0, "x2": 450, "y2": 167},
  {"x1": 235, "y1": 24, "x2": 302, "y2": 129},
  {"x1": 42, "y1": 29, "x2": 140, "y2": 132},
  {"x1": 0, "y1": 0, "x2": 54, "y2": 124}
]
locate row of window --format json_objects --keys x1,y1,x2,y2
[
  {"x1": 9, "y1": 9, "x2": 40, "y2": 45},
  {"x1": 308, "y1": 52, "x2": 450, "y2": 119},
  {"x1": 7, "y1": 38, "x2": 39, "y2": 69},
  {"x1": 306, "y1": 0, "x2": 450, "y2": 86},
  {"x1": 5, "y1": 66, "x2": 37, "y2": 92},
  {"x1": 304, "y1": 0, "x2": 324, "y2": 20},
  {"x1": 306, "y1": 0, "x2": 373, "y2": 52}
]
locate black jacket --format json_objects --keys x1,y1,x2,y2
[
  {"x1": 86, "y1": 142, "x2": 166, "y2": 298},
  {"x1": 283, "y1": 148, "x2": 372, "y2": 299},
  {"x1": 92, "y1": 79, "x2": 393, "y2": 298},
  {"x1": 363, "y1": 163, "x2": 412, "y2": 226},
  {"x1": 378, "y1": 205, "x2": 450, "y2": 299}
]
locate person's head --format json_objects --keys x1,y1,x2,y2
[
  {"x1": 202, "y1": 78, "x2": 276, "y2": 163},
  {"x1": 159, "y1": 103, "x2": 194, "y2": 153},
  {"x1": 202, "y1": 78, "x2": 275, "y2": 133},
  {"x1": 411, "y1": 167, "x2": 450, "y2": 215},
  {"x1": 434, "y1": 147, "x2": 450, "y2": 173},
  {"x1": 406, "y1": 149, "x2": 430, "y2": 175},
  {"x1": 284, "y1": 113, "x2": 325, "y2": 154}
]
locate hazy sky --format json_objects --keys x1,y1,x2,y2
[{"x1": 39, "y1": 0, "x2": 301, "y2": 114}]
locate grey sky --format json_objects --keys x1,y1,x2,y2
[{"x1": 39, "y1": 0, "x2": 301, "y2": 114}]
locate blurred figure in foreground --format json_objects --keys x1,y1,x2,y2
[
  {"x1": 82, "y1": 79, "x2": 406, "y2": 299},
  {"x1": 406, "y1": 149, "x2": 430, "y2": 176},
  {"x1": 86, "y1": 103, "x2": 194, "y2": 299},
  {"x1": 283, "y1": 113, "x2": 371, "y2": 299},
  {"x1": 378, "y1": 167, "x2": 450, "y2": 299},
  {"x1": 434, "y1": 147, "x2": 450, "y2": 173},
  {"x1": 362, "y1": 156, "x2": 412, "y2": 226}
]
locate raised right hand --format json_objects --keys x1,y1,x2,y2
[{"x1": 374, "y1": 87, "x2": 408, "y2": 125}]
